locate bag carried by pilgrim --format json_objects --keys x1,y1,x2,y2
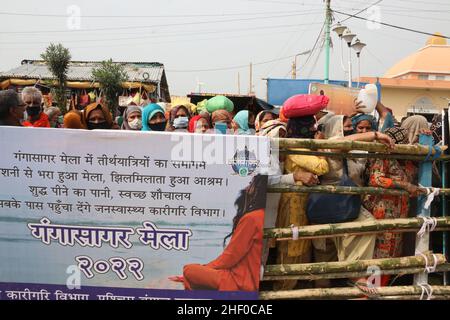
[
  {"x1": 306, "y1": 159, "x2": 361, "y2": 224},
  {"x1": 283, "y1": 94, "x2": 329, "y2": 118},
  {"x1": 79, "y1": 89, "x2": 89, "y2": 106}
]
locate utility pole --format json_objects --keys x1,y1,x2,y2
[
  {"x1": 249, "y1": 63, "x2": 253, "y2": 95},
  {"x1": 292, "y1": 59, "x2": 296, "y2": 79},
  {"x1": 324, "y1": 0, "x2": 332, "y2": 84},
  {"x1": 237, "y1": 72, "x2": 241, "y2": 94},
  {"x1": 292, "y1": 50, "x2": 312, "y2": 80}
]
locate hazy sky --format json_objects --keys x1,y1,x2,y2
[{"x1": 1, "y1": 0, "x2": 449, "y2": 99}]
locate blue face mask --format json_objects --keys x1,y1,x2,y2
[{"x1": 173, "y1": 116, "x2": 189, "y2": 129}]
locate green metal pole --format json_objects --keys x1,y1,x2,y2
[{"x1": 324, "y1": 0, "x2": 331, "y2": 84}]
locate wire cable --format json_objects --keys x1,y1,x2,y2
[
  {"x1": 340, "y1": 0, "x2": 384, "y2": 23},
  {"x1": 0, "y1": 12, "x2": 323, "y2": 34},
  {"x1": 333, "y1": 9, "x2": 450, "y2": 39}
]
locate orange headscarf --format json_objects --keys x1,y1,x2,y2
[
  {"x1": 211, "y1": 109, "x2": 233, "y2": 124},
  {"x1": 279, "y1": 106, "x2": 288, "y2": 123},
  {"x1": 82, "y1": 103, "x2": 113, "y2": 128},
  {"x1": 63, "y1": 110, "x2": 87, "y2": 129}
]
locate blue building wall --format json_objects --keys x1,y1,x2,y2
[{"x1": 266, "y1": 78, "x2": 372, "y2": 106}]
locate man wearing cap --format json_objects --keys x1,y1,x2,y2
[{"x1": 0, "y1": 89, "x2": 26, "y2": 126}]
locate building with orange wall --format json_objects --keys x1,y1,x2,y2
[{"x1": 360, "y1": 34, "x2": 450, "y2": 121}]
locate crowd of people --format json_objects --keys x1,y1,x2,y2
[{"x1": 0, "y1": 86, "x2": 444, "y2": 293}]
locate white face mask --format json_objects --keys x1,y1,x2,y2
[
  {"x1": 128, "y1": 118, "x2": 142, "y2": 130},
  {"x1": 173, "y1": 116, "x2": 189, "y2": 129}
]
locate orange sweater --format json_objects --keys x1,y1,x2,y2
[
  {"x1": 206, "y1": 209, "x2": 264, "y2": 291},
  {"x1": 23, "y1": 113, "x2": 50, "y2": 128}
]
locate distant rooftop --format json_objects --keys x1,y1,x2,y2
[
  {"x1": 0, "y1": 60, "x2": 166, "y2": 84},
  {"x1": 384, "y1": 34, "x2": 450, "y2": 78}
]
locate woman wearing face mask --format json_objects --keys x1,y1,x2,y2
[
  {"x1": 141, "y1": 103, "x2": 167, "y2": 132},
  {"x1": 121, "y1": 105, "x2": 142, "y2": 131},
  {"x1": 167, "y1": 104, "x2": 191, "y2": 132},
  {"x1": 21, "y1": 87, "x2": 50, "y2": 128},
  {"x1": 211, "y1": 110, "x2": 233, "y2": 131},
  {"x1": 83, "y1": 102, "x2": 113, "y2": 130},
  {"x1": 231, "y1": 110, "x2": 252, "y2": 135}
]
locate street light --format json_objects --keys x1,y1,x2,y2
[
  {"x1": 333, "y1": 23, "x2": 349, "y2": 77},
  {"x1": 332, "y1": 24, "x2": 368, "y2": 88},
  {"x1": 342, "y1": 28, "x2": 357, "y2": 47},
  {"x1": 351, "y1": 38, "x2": 366, "y2": 57},
  {"x1": 332, "y1": 22, "x2": 347, "y2": 38},
  {"x1": 351, "y1": 38, "x2": 366, "y2": 88},
  {"x1": 292, "y1": 50, "x2": 312, "y2": 79},
  {"x1": 341, "y1": 28, "x2": 357, "y2": 87}
]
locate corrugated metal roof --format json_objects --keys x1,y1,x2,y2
[
  {"x1": 188, "y1": 92, "x2": 256, "y2": 98},
  {"x1": 0, "y1": 60, "x2": 165, "y2": 83}
]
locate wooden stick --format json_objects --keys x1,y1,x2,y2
[
  {"x1": 377, "y1": 295, "x2": 450, "y2": 300},
  {"x1": 262, "y1": 263, "x2": 450, "y2": 281},
  {"x1": 268, "y1": 184, "x2": 450, "y2": 196},
  {"x1": 278, "y1": 149, "x2": 450, "y2": 161},
  {"x1": 264, "y1": 217, "x2": 450, "y2": 239},
  {"x1": 271, "y1": 228, "x2": 450, "y2": 241},
  {"x1": 272, "y1": 138, "x2": 448, "y2": 157},
  {"x1": 268, "y1": 184, "x2": 408, "y2": 195},
  {"x1": 264, "y1": 254, "x2": 446, "y2": 276},
  {"x1": 259, "y1": 285, "x2": 450, "y2": 300}
]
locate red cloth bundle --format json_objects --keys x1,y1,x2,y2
[{"x1": 282, "y1": 94, "x2": 329, "y2": 118}]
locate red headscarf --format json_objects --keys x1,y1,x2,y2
[
  {"x1": 188, "y1": 114, "x2": 210, "y2": 133},
  {"x1": 188, "y1": 115, "x2": 202, "y2": 133}
]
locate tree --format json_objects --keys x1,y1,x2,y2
[
  {"x1": 92, "y1": 59, "x2": 127, "y2": 118},
  {"x1": 41, "y1": 43, "x2": 71, "y2": 113}
]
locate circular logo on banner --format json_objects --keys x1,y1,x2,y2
[{"x1": 229, "y1": 146, "x2": 259, "y2": 177}]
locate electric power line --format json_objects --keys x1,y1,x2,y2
[
  {"x1": 0, "y1": 9, "x2": 321, "y2": 18},
  {"x1": 381, "y1": 11, "x2": 450, "y2": 23},
  {"x1": 340, "y1": 0, "x2": 384, "y2": 23},
  {"x1": 0, "y1": 22, "x2": 323, "y2": 45},
  {"x1": 395, "y1": 0, "x2": 450, "y2": 6},
  {"x1": 333, "y1": 9, "x2": 450, "y2": 39},
  {"x1": 306, "y1": 40, "x2": 325, "y2": 78},
  {"x1": 168, "y1": 51, "x2": 316, "y2": 73},
  {"x1": 0, "y1": 12, "x2": 322, "y2": 34},
  {"x1": 262, "y1": 12, "x2": 322, "y2": 77},
  {"x1": 0, "y1": 28, "x2": 312, "y2": 51},
  {"x1": 299, "y1": 22, "x2": 325, "y2": 72}
]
